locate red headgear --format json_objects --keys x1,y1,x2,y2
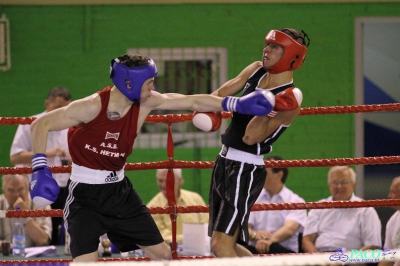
[{"x1": 265, "y1": 29, "x2": 308, "y2": 74}]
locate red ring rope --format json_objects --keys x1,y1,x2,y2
[
  {"x1": 1, "y1": 102, "x2": 399, "y2": 262},
  {"x1": 1, "y1": 103, "x2": 400, "y2": 126}
]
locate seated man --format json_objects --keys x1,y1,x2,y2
[
  {"x1": 10, "y1": 86, "x2": 72, "y2": 245},
  {"x1": 246, "y1": 156, "x2": 306, "y2": 254},
  {"x1": 302, "y1": 166, "x2": 382, "y2": 252},
  {"x1": 147, "y1": 169, "x2": 208, "y2": 244},
  {"x1": 0, "y1": 174, "x2": 52, "y2": 247},
  {"x1": 378, "y1": 176, "x2": 400, "y2": 266}
]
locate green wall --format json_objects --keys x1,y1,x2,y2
[{"x1": 1, "y1": 3, "x2": 399, "y2": 204}]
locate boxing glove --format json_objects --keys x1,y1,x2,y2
[
  {"x1": 268, "y1": 87, "x2": 303, "y2": 117},
  {"x1": 222, "y1": 90, "x2": 275, "y2": 116},
  {"x1": 30, "y1": 153, "x2": 60, "y2": 207},
  {"x1": 192, "y1": 111, "x2": 222, "y2": 132}
]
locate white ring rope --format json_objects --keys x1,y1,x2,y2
[{"x1": 70, "y1": 248, "x2": 400, "y2": 266}]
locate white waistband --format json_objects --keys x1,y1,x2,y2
[
  {"x1": 70, "y1": 163, "x2": 124, "y2": 184},
  {"x1": 219, "y1": 145, "x2": 264, "y2": 165}
]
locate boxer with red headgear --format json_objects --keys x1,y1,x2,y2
[
  {"x1": 193, "y1": 28, "x2": 310, "y2": 258},
  {"x1": 262, "y1": 28, "x2": 309, "y2": 117},
  {"x1": 264, "y1": 28, "x2": 308, "y2": 74},
  {"x1": 29, "y1": 53, "x2": 275, "y2": 263}
]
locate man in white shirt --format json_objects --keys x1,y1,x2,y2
[
  {"x1": 246, "y1": 156, "x2": 306, "y2": 254},
  {"x1": 10, "y1": 86, "x2": 71, "y2": 245},
  {"x1": 379, "y1": 176, "x2": 400, "y2": 266},
  {"x1": 0, "y1": 174, "x2": 52, "y2": 247},
  {"x1": 302, "y1": 166, "x2": 382, "y2": 253}
]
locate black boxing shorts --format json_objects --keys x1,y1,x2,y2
[
  {"x1": 64, "y1": 176, "x2": 164, "y2": 258},
  {"x1": 208, "y1": 151, "x2": 266, "y2": 244}
]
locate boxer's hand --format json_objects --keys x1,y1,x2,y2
[
  {"x1": 222, "y1": 90, "x2": 275, "y2": 116},
  {"x1": 268, "y1": 87, "x2": 302, "y2": 117},
  {"x1": 30, "y1": 154, "x2": 60, "y2": 207},
  {"x1": 192, "y1": 111, "x2": 222, "y2": 132}
]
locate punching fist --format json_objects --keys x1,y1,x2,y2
[
  {"x1": 222, "y1": 90, "x2": 275, "y2": 116},
  {"x1": 192, "y1": 111, "x2": 222, "y2": 132},
  {"x1": 268, "y1": 87, "x2": 303, "y2": 117},
  {"x1": 30, "y1": 153, "x2": 60, "y2": 207}
]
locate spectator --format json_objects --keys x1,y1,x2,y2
[
  {"x1": 10, "y1": 86, "x2": 71, "y2": 245},
  {"x1": 246, "y1": 156, "x2": 306, "y2": 254},
  {"x1": 378, "y1": 176, "x2": 400, "y2": 266},
  {"x1": 302, "y1": 166, "x2": 382, "y2": 253},
  {"x1": 0, "y1": 174, "x2": 52, "y2": 247},
  {"x1": 147, "y1": 169, "x2": 209, "y2": 244}
]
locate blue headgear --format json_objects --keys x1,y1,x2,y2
[{"x1": 110, "y1": 57, "x2": 158, "y2": 102}]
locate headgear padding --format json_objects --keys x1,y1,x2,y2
[
  {"x1": 265, "y1": 30, "x2": 308, "y2": 74},
  {"x1": 110, "y1": 57, "x2": 158, "y2": 102}
]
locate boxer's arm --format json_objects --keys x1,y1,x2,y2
[
  {"x1": 243, "y1": 87, "x2": 302, "y2": 145},
  {"x1": 151, "y1": 88, "x2": 274, "y2": 116},
  {"x1": 149, "y1": 62, "x2": 261, "y2": 112},
  {"x1": 243, "y1": 107, "x2": 300, "y2": 145},
  {"x1": 30, "y1": 94, "x2": 100, "y2": 154},
  {"x1": 29, "y1": 94, "x2": 101, "y2": 207},
  {"x1": 212, "y1": 61, "x2": 262, "y2": 97}
]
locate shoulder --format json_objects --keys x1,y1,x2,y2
[
  {"x1": 308, "y1": 197, "x2": 332, "y2": 214},
  {"x1": 141, "y1": 91, "x2": 169, "y2": 110},
  {"x1": 70, "y1": 92, "x2": 101, "y2": 107},
  {"x1": 181, "y1": 189, "x2": 202, "y2": 197},
  {"x1": 181, "y1": 189, "x2": 205, "y2": 202},
  {"x1": 282, "y1": 187, "x2": 305, "y2": 203},
  {"x1": 387, "y1": 211, "x2": 400, "y2": 227},
  {"x1": 249, "y1": 61, "x2": 263, "y2": 69},
  {"x1": 351, "y1": 194, "x2": 363, "y2": 201},
  {"x1": 351, "y1": 195, "x2": 379, "y2": 215},
  {"x1": 26, "y1": 112, "x2": 47, "y2": 128},
  {"x1": 233, "y1": 61, "x2": 264, "y2": 80},
  {"x1": 321, "y1": 196, "x2": 332, "y2": 201},
  {"x1": 147, "y1": 192, "x2": 164, "y2": 206},
  {"x1": 138, "y1": 91, "x2": 172, "y2": 116},
  {"x1": 242, "y1": 61, "x2": 264, "y2": 76},
  {"x1": 68, "y1": 93, "x2": 101, "y2": 114},
  {"x1": 363, "y1": 206, "x2": 380, "y2": 217},
  {"x1": 33, "y1": 111, "x2": 46, "y2": 119},
  {"x1": 351, "y1": 195, "x2": 379, "y2": 216}
]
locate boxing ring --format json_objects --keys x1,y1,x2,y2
[{"x1": 1, "y1": 102, "x2": 400, "y2": 265}]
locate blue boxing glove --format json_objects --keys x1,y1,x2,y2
[
  {"x1": 30, "y1": 153, "x2": 60, "y2": 207},
  {"x1": 222, "y1": 90, "x2": 275, "y2": 116}
]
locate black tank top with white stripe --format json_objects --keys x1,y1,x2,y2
[{"x1": 221, "y1": 67, "x2": 294, "y2": 155}]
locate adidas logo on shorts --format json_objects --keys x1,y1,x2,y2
[{"x1": 105, "y1": 171, "x2": 119, "y2": 183}]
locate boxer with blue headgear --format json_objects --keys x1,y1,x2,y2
[
  {"x1": 110, "y1": 56, "x2": 158, "y2": 102},
  {"x1": 29, "y1": 48, "x2": 278, "y2": 262}
]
